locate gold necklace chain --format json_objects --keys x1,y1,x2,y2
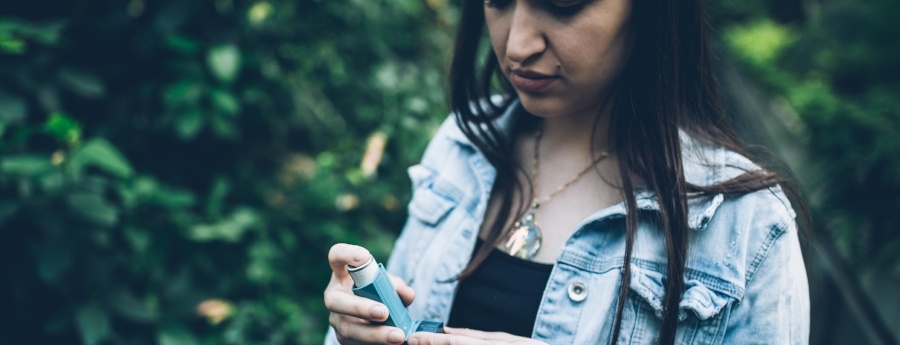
[
  {"x1": 497, "y1": 124, "x2": 611, "y2": 260},
  {"x1": 530, "y1": 125, "x2": 609, "y2": 209}
]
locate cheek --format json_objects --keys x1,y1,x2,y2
[
  {"x1": 558, "y1": 26, "x2": 629, "y2": 77},
  {"x1": 555, "y1": 32, "x2": 608, "y2": 73},
  {"x1": 486, "y1": 22, "x2": 507, "y2": 59}
]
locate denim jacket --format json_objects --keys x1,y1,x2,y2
[{"x1": 326, "y1": 100, "x2": 809, "y2": 344}]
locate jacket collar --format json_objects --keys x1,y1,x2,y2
[
  {"x1": 445, "y1": 98, "x2": 747, "y2": 231},
  {"x1": 444, "y1": 95, "x2": 517, "y2": 146}
]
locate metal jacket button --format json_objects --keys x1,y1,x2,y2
[{"x1": 568, "y1": 280, "x2": 588, "y2": 302}]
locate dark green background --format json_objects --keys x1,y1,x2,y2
[{"x1": 1, "y1": 0, "x2": 897, "y2": 344}]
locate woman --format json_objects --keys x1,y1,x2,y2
[{"x1": 324, "y1": 0, "x2": 809, "y2": 343}]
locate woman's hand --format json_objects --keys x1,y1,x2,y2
[
  {"x1": 325, "y1": 243, "x2": 416, "y2": 345},
  {"x1": 408, "y1": 327, "x2": 549, "y2": 345}
]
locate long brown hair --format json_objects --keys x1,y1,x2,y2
[{"x1": 448, "y1": 0, "x2": 805, "y2": 344}]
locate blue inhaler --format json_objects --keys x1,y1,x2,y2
[{"x1": 347, "y1": 257, "x2": 444, "y2": 341}]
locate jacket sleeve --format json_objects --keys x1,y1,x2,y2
[
  {"x1": 722, "y1": 217, "x2": 810, "y2": 344},
  {"x1": 324, "y1": 327, "x2": 340, "y2": 345}
]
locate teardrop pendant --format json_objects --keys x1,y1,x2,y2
[{"x1": 500, "y1": 211, "x2": 543, "y2": 260}]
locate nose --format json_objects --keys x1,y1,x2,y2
[{"x1": 505, "y1": 5, "x2": 546, "y2": 65}]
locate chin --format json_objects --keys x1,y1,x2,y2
[{"x1": 516, "y1": 94, "x2": 570, "y2": 118}]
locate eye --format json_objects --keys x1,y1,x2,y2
[
  {"x1": 484, "y1": 0, "x2": 513, "y2": 10},
  {"x1": 546, "y1": 0, "x2": 589, "y2": 17}
]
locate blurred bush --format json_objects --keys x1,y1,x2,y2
[
  {"x1": 715, "y1": 0, "x2": 900, "y2": 274},
  {"x1": 0, "y1": 0, "x2": 454, "y2": 344}
]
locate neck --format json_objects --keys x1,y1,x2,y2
[{"x1": 537, "y1": 101, "x2": 613, "y2": 157}]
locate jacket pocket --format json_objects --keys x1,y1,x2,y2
[
  {"x1": 401, "y1": 166, "x2": 466, "y2": 283},
  {"x1": 617, "y1": 263, "x2": 735, "y2": 345},
  {"x1": 407, "y1": 165, "x2": 462, "y2": 226}
]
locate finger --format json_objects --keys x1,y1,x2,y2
[
  {"x1": 329, "y1": 313, "x2": 365, "y2": 342},
  {"x1": 329, "y1": 243, "x2": 372, "y2": 277},
  {"x1": 408, "y1": 331, "x2": 489, "y2": 345},
  {"x1": 331, "y1": 315, "x2": 407, "y2": 345},
  {"x1": 324, "y1": 287, "x2": 390, "y2": 322},
  {"x1": 420, "y1": 328, "x2": 546, "y2": 344},
  {"x1": 389, "y1": 274, "x2": 416, "y2": 307},
  {"x1": 443, "y1": 327, "x2": 519, "y2": 341}
]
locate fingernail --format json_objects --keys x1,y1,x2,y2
[
  {"x1": 406, "y1": 335, "x2": 419, "y2": 345},
  {"x1": 370, "y1": 305, "x2": 386, "y2": 319},
  {"x1": 388, "y1": 330, "x2": 405, "y2": 344}
]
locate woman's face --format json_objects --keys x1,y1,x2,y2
[{"x1": 485, "y1": 0, "x2": 633, "y2": 120}]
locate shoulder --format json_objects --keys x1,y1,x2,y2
[
  {"x1": 406, "y1": 97, "x2": 519, "y2": 222},
  {"x1": 679, "y1": 129, "x2": 796, "y2": 232},
  {"x1": 419, "y1": 96, "x2": 516, "y2": 166},
  {"x1": 680, "y1": 130, "x2": 764, "y2": 187},
  {"x1": 417, "y1": 115, "x2": 469, "y2": 171},
  {"x1": 674, "y1": 129, "x2": 798, "y2": 282},
  {"x1": 680, "y1": 130, "x2": 797, "y2": 233},
  {"x1": 681, "y1": 140, "x2": 799, "y2": 299}
]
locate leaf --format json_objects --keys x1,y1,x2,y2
[
  {"x1": 188, "y1": 207, "x2": 258, "y2": 242},
  {"x1": 76, "y1": 306, "x2": 111, "y2": 345},
  {"x1": 38, "y1": 171, "x2": 65, "y2": 194},
  {"x1": 189, "y1": 223, "x2": 242, "y2": 242},
  {"x1": 205, "y1": 176, "x2": 230, "y2": 216},
  {"x1": 724, "y1": 20, "x2": 796, "y2": 67},
  {"x1": 6, "y1": 20, "x2": 65, "y2": 45},
  {"x1": 154, "y1": 190, "x2": 196, "y2": 209},
  {"x1": 247, "y1": 241, "x2": 278, "y2": 283},
  {"x1": 210, "y1": 89, "x2": 240, "y2": 116},
  {"x1": 109, "y1": 289, "x2": 158, "y2": 323},
  {"x1": 131, "y1": 176, "x2": 196, "y2": 209},
  {"x1": 44, "y1": 112, "x2": 82, "y2": 144},
  {"x1": 0, "y1": 33, "x2": 25, "y2": 54},
  {"x1": 124, "y1": 226, "x2": 151, "y2": 253},
  {"x1": 164, "y1": 81, "x2": 203, "y2": 106},
  {"x1": 165, "y1": 35, "x2": 200, "y2": 55},
  {"x1": 70, "y1": 138, "x2": 134, "y2": 178},
  {"x1": 0, "y1": 155, "x2": 55, "y2": 176},
  {"x1": 248, "y1": 2, "x2": 273, "y2": 24},
  {"x1": 67, "y1": 192, "x2": 118, "y2": 226},
  {"x1": 58, "y1": 69, "x2": 105, "y2": 98},
  {"x1": 207, "y1": 44, "x2": 241, "y2": 82},
  {"x1": 175, "y1": 110, "x2": 204, "y2": 139}
]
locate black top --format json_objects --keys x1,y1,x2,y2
[{"x1": 447, "y1": 238, "x2": 554, "y2": 337}]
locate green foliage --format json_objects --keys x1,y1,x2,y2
[
  {"x1": 723, "y1": 19, "x2": 797, "y2": 89},
  {"x1": 2, "y1": 0, "x2": 895, "y2": 343},
  {"x1": 721, "y1": 0, "x2": 900, "y2": 273},
  {"x1": 0, "y1": 0, "x2": 454, "y2": 343},
  {"x1": 725, "y1": 20, "x2": 796, "y2": 67}
]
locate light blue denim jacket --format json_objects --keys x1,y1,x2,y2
[{"x1": 327, "y1": 100, "x2": 809, "y2": 344}]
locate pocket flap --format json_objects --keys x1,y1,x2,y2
[
  {"x1": 407, "y1": 174, "x2": 461, "y2": 226},
  {"x1": 629, "y1": 264, "x2": 733, "y2": 321},
  {"x1": 407, "y1": 165, "x2": 435, "y2": 190}
]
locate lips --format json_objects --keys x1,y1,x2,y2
[{"x1": 509, "y1": 70, "x2": 558, "y2": 92}]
